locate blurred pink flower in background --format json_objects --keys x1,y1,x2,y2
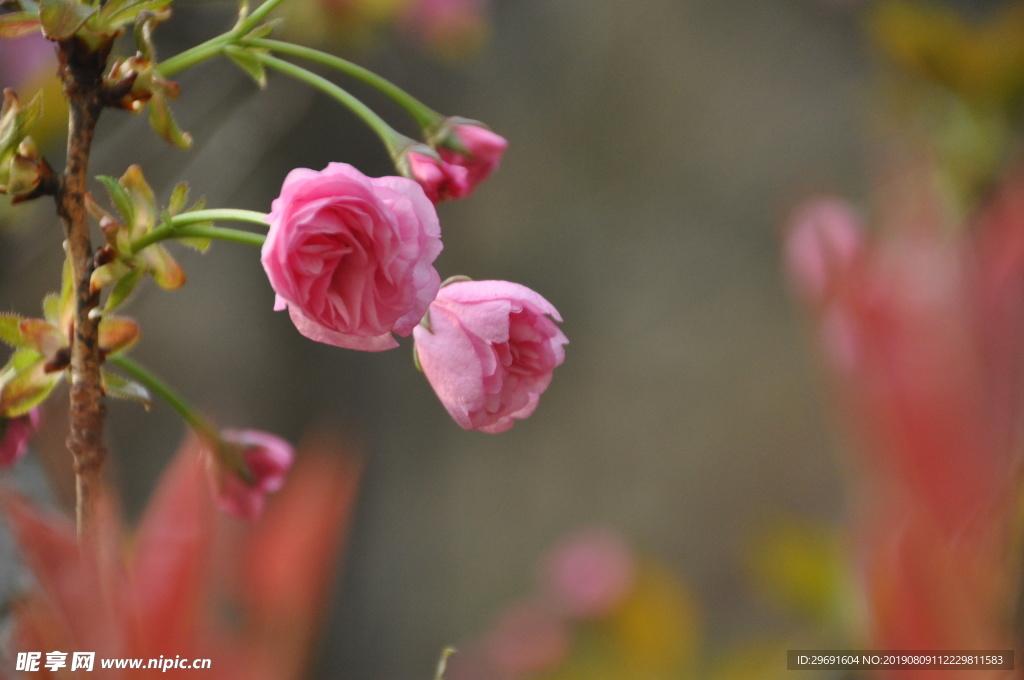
[
  {"x1": 0, "y1": 408, "x2": 40, "y2": 468},
  {"x1": 784, "y1": 172, "x2": 1024, "y2": 670},
  {"x1": 261, "y1": 162, "x2": 442, "y2": 351},
  {"x1": 483, "y1": 601, "x2": 571, "y2": 679},
  {"x1": 539, "y1": 527, "x2": 636, "y2": 620},
  {"x1": 0, "y1": 34, "x2": 51, "y2": 89},
  {"x1": 413, "y1": 280, "x2": 567, "y2": 433},
  {"x1": 398, "y1": 0, "x2": 490, "y2": 58}
]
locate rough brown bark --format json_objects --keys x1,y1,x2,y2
[{"x1": 55, "y1": 38, "x2": 108, "y2": 542}]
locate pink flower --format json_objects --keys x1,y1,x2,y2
[
  {"x1": 413, "y1": 280, "x2": 567, "y2": 433},
  {"x1": 262, "y1": 162, "x2": 443, "y2": 351},
  {"x1": 0, "y1": 408, "x2": 40, "y2": 468},
  {"x1": 436, "y1": 118, "x2": 508, "y2": 195},
  {"x1": 211, "y1": 429, "x2": 294, "y2": 519},
  {"x1": 783, "y1": 197, "x2": 863, "y2": 306},
  {"x1": 406, "y1": 147, "x2": 470, "y2": 203},
  {"x1": 539, "y1": 527, "x2": 635, "y2": 619}
]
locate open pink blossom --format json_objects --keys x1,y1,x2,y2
[
  {"x1": 262, "y1": 162, "x2": 443, "y2": 351},
  {"x1": 211, "y1": 429, "x2": 294, "y2": 519},
  {"x1": 407, "y1": 148, "x2": 470, "y2": 203},
  {"x1": 0, "y1": 408, "x2": 40, "y2": 468},
  {"x1": 413, "y1": 280, "x2": 567, "y2": 433},
  {"x1": 437, "y1": 118, "x2": 508, "y2": 194}
]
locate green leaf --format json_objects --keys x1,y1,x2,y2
[
  {"x1": 6, "y1": 154, "x2": 40, "y2": 197},
  {"x1": 0, "y1": 12, "x2": 42, "y2": 38},
  {"x1": 224, "y1": 45, "x2": 267, "y2": 88},
  {"x1": 41, "y1": 292, "x2": 60, "y2": 327},
  {"x1": 101, "y1": 369, "x2": 152, "y2": 409},
  {"x1": 0, "y1": 91, "x2": 42, "y2": 161},
  {"x1": 167, "y1": 182, "x2": 189, "y2": 216},
  {"x1": 90, "y1": 258, "x2": 131, "y2": 292},
  {"x1": 147, "y1": 91, "x2": 192, "y2": 150},
  {"x1": 0, "y1": 313, "x2": 25, "y2": 347},
  {"x1": 97, "y1": 174, "x2": 134, "y2": 226},
  {"x1": 244, "y1": 18, "x2": 281, "y2": 40},
  {"x1": 105, "y1": 265, "x2": 144, "y2": 312},
  {"x1": 8, "y1": 346, "x2": 41, "y2": 373},
  {"x1": 95, "y1": 0, "x2": 171, "y2": 31},
  {"x1": 0, "y1": 355, "x2": 60, "y2": 417},
  {"x1": 38, "y1": 0, "x2": 95, "y2": 40},
  {"x1": 119, "y1": 164, "x2": 157, "y2": 235}
]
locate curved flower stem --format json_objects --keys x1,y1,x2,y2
[
  {"x1": 131, "y1": 209, "x2": 269, "y2": 253},
  {"x1": 242, "y1": 38, "x2": 444, "y2": 131},
  {"x1": 157, "y1": 0, "x2": 288, "y2": 77},
  {"x1": 110, "y1": 355, "x2": 217, "y2": 440},
  {"x1": 249, "y1": 51, "x2": 414, "y2": 157}
]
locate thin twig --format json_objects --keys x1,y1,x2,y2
[{"x1": 54, "y1": 37, "x2": 109, "y2": 543}]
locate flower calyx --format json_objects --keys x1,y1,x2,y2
[
  {"x1": 0, "y1": 264, "x2": 145, "y2": 417},
  {"x1": 89, "y1": 165, "x2": 210, "y2": 307}
]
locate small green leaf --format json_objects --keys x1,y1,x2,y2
[
  {"x1": 147, "y1": 91, "x2": 192, "y2": 150},
  {"x1": 0, "y1": 12, "x2": 42, "y2": 38},
  {"x1": 167, "y1": 182, "x2": 189, "y2": 216},
  {"x1": 90, "y1": 259, "x2": 131, "y2": 292},
  {"x1": 6, "y1": 154, "x2": 40, "y2": 196},
  {"x1": 8, "y1": 346, "x2": 41, "y2": 373},
  {"x1": 0, "y1": 355, "x2": 60, "y2": 417},
  {"x1": 97, "y1": 174, "x2": 134, "y2": 226},
  {"x1": 105, "y1": 265, "x2": 144, "y2": 312},
  {"x1": 224, "y1": 45, "x2": 267, "y2": 88},
  {"x1": 176, "y1": 236, "x2": 212, "y2": 253},
  {"x1": 0, "y1": 91, "x2": 42, "y2": 161},
  {"x1": 95, "y1": 0, "x2": 171, "y2": 31},
  {"x1": 120, "y1": 164, "x2": 157, "y2": 235},
  {"x1": 38, "y1": 0, "x2": 95, "y2": 40},
  {"x1": 41, "y1": 292, "x2": 60, "y2": 327},
  {"x1": 244, "y1": 18, "x2": 282, "y2": 40},
  {"x1": 101, "y1": 369, "x2": 152, "y2": 409},
  {"x1": 0, "y1": 313, "x2": 25, "y2": 347}
]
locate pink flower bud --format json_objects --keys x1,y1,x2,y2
[
  {"x1": 436, "y1": 118, "x2": 508, "y2": 195},
  {"x1": 413, "y1": 280, "x2": 567, "y2": 433},
  {"x1": 783, "y1": 197, "x2": 863, "y2": 307},
  {"x1": 539, "y1": 528, "x2": 635, "y2": 619},
  {"x1": 407, "y1": 148, "x2": 470, "y2": 203},
  {"x1": 262, "y1": 162, "x2": 443, "y2": 351},
  {"x1": 0, "y1": 408, "x2": 41, "y2": 468},
  {"x1": 211, "y1": 429, "x2": 294, "y2": 519}
]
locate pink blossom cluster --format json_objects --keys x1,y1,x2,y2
[{"x1": 261, "y1": 135, "x2": 566, "y2": 434}]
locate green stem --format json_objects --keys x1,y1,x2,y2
[
  {"x1": 157, "y1": 0, "x2": 289, "y2": 77},
  {"x1": 110, "y1": 355, "x2": 216, "y2": 439},
  {"x1": 131, "y1": 210, "x2": 268, "y2": 253},
  {"x1": 242, "y1": 38, "x2": 444, "y2": 131},
  {"x1": 250, "y1": 51, "x2": 412, "y2": 157}
]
